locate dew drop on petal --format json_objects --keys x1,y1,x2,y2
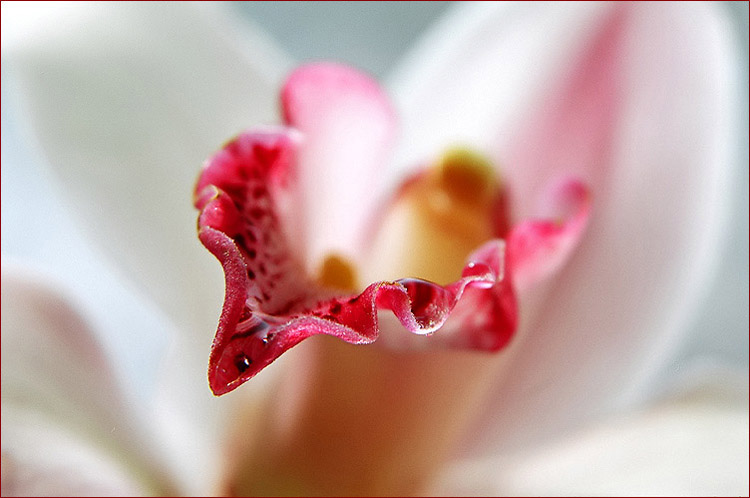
[
  {"x1": 462, "y1": 261, "x2": 494, "y2": 281},
  {"x1": 398, "y1": 278, "x2": 452, "y2": 330},
  {"x1": 234, "y1": 354, "x2": 253, "y2": 373}
]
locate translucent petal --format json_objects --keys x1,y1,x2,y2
[{"x1": 1, "y1": 265, "x2": 180, "y2": 495}]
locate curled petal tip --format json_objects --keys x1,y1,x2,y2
[{"x1": 508, "y1": 178, "x2": 592, "y2": 291}]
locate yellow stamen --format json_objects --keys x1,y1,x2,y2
[
  {"x1": 317, "y1": 253, "x2": 359, "y2": 292},
  {"x1": 437, "y1": 147, "x2": 498, "y2": 205},
  {"x1": 364, "y1": 147, "x2": 501, "y2": 286}
]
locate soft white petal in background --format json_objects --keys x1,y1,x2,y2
[
  {"x1": 387, "y1": 0, "x2": 747, "y2": 460},
  {"x1": 2, "y1": 2, "x2": 292, "y2": 488},
  {"x1": 1, "y1": 264, "x2": 179, "y2": 496},
  {"x1": 433, "y1": 367, "x2": 749, "y2": 496},
  {"x1": 2, "y1": 415, "x2": 143, "y2": 497},
  {"x1": 388, "y1": 2, "x2": 610, "y2": 175},
  {"x1": 2, "y1": 0, "x2": 290, "y2": 343}
]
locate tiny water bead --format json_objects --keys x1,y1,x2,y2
[
  {"x1": 234, "y1": 354, "x2": 252, "y2": 373},
  {"x1": 462, "y1": 261, "x2": 497, "y2": 287},
  {"x1": 396, "y1": 278, "x2": 453, "y2": 330}
]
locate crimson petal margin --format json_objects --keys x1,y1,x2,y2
[
  {"x1": 507, "y1": 178, "x2": 592, "y2": 291},
  {"x1": 195, "y1": 130, "x2": 516, "y2": 395}
]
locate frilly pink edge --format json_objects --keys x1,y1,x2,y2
[{"x1": 195, "y1": 130, "x2": 517, "y2": 395}]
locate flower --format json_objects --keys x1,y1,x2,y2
[
  {"x1": 194, "y1": 62, "x2": 591, "y2": 395},
  {"x1": 2, "y1": 2, "x2": 747, "y2": 496}
]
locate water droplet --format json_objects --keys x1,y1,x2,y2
[
  {"x1": 234, "y1": 354, "x2": 252, "y2": 373},
  {"x1": 400, "y1": 278, "x2": 438, "y2": 311},
  {"x1": 462, "y1": 261, "x2": 493, "y2": 279},
  {"x1": 261, "y1": 332, "x2": 275, "y2": 345},
  {"x1": 397, "y1": 278, "x2": 455, "y2": 331}
]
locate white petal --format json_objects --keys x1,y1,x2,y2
[
  {"x1": 1, "y1": 2, "x2": 291, "y2": 348},
  {"x1": 1, "y1": 264, "x2": 180, "y2": 495},
  {"x1": 2, "y1": 411, "x2": 144, "y2": 497},
  {"x1": 390, "y1": 2, "x2": 740, "y2": 455},
  {"x1": 434, "y1": 367, "x2": 749, "y2": 496},
  {"x1": 387, "y1": 2, "x2": 610, "y2": 176}
]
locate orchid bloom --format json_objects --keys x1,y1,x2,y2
[
  {"x1": 2, "y1": 2, "x2": 748, "y2": 497},
  {"x1": 194, "y1": 60, "x2": 590, "y2": 395}
]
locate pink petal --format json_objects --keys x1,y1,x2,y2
[
  {"x1": 195, "y1": 130, "x2": 310, "y2": 324},
  {"x1": 507, "y1": 179, "x2": 591, "y2": 291},
  {"x1": 281, "y1": 62, "x2": 398, "y2": 270},
  {"x1": 388, "y1": 2, "x2": 613, "y2": 178},
  {"x1": 433, "y1": 241, "x2": 518, "y2": 352},
  {"x1": 500, "y1": 5, "x2": 626, "y2": 219},
  {"x1": 196, "y1": 132, "x2": 516, "y2": 395}
]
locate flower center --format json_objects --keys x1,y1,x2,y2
[
  {"x1": 363, "y1": 147, "x2": 503, "y2": 286},
  {"x1": 436, "y1": 147, "x2": 499, "y2": 205},
  {"x1": 316, "y1": 253, "x2": 359, "y2": 292}
]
